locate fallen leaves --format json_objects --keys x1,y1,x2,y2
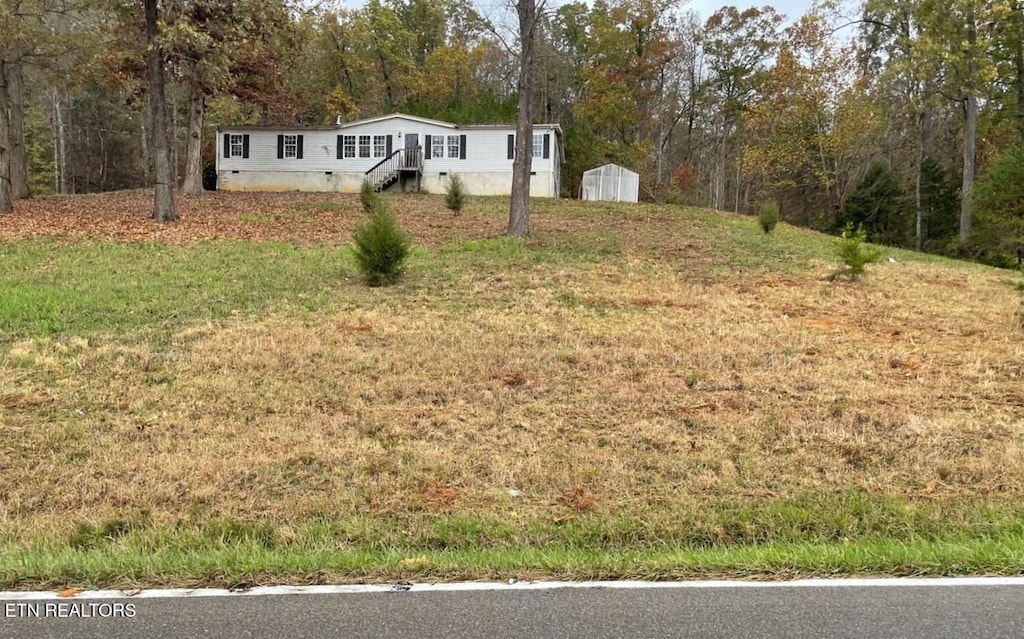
[
  {"x1": 0, "y1": 190, "x2": 503, "y2": 247},
  {"x1": 558, "y1": 486, "x2": 598, "y2": 513}
]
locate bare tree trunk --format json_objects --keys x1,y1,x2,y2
[
  {"x1": 171, "y1": 94, "x2": 178, "y2": 185},
  {"x1": 508, "y1": 0, "x2": 537, "y2": 239},
  {"x1": 959, "y1": 13, "x2": 977, "y2": 246},
  {"x1": 960, "y1": 93, "x2": 977, "y2": 244},
  {"x1": 54, "y1": 91, "x2": 69, "y2": 195},
  {"x1": 734, "y1": 158, "x2": 740, "y2": 213},
  {"x1": 921, "y1": 104, "x2": 929, "y2": 249},
  {"x1": 146, "y1": 0, "x2": 176, "y2": 222},
  {"x1": 712, "y1": 118, "x2": 724, "y2": 210},
  {"x1": 51, "y1": 91, "x2": 59, "y2": 193},
  {"x1": 139, "y1": 118, "x2": 149, "y2": 183},
  {"x1": 99, "y1": 131, "x2": 107, "y2": 191},
  {"x1": 0, "y1": 60, "x2": 12, "y2": 215},
  {"x1": 180, "y1": 88, "x2": 205, "y2": 195},
  {"x1": 8, "y1": 57, "x2": 28, "y2": 199},
  {"x1": 1016, "y1": 4, "x2": 1024, "y2": 145}
]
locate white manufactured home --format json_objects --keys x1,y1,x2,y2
[{"x1": 216, "y1": 113, "x2": 563, "y2": 197}]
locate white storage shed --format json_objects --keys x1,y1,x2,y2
[{"x1": 580, "y1": 163, "x2": 639, "y2": 203}]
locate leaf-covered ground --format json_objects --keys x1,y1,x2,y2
[{"x1": 0, "y1": 191, "x2": 794, "y2": 268}]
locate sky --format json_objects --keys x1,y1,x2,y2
[
  {"x1": 687, "y1": 0, "x2": 814, "y2": 22},
  {"x1": 331, "y1": 0, "x2": 819, "y2": 23}
]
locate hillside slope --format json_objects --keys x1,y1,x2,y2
[{"x1": 2, "y1": 191, "x2": 1023, "y2": 586}]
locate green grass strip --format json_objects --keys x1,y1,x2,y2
[{"x1": 4, "y1": 536, "x2": 1024, "y2": 590}]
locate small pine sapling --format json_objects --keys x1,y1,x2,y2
[
  {"x1": 832, "y1": 222, "x2": 883, "y2": 280},
  {"x1": 445, "y1": 174, "x2": 466, "y2": 214},
  {"x1": 758, "y1": 201, "x2": 780, "y2": 234},
  {"x1": 360, "y1": 178, "x2": 383, "y2": 214},
  {"x1": 351, "y1": 197, "x2": 411, "y2": 286}
]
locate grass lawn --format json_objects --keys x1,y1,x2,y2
[{"x1": 2, "y1": 190, "x2": 1024, "y2": 589}]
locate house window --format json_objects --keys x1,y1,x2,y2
[
  {"x1": 532, "y1": 134, "x2": 544, "y2": 158},
  {"x1": 283, "y1": 134, "x2": 298, "y2": 159},
  {"x1": 447, "y1": 135, "x2": 460, "y2": 159},
  {"x1": 229, "y1": 134, "x2": 244, "y2": 157},
  {"x1": 359, "y1": 135, "x2": 371, "y2": 158},
  {"x1": 432, "y1": 135, "x2": 445, "y2": 159},
  {"x1": 343, "y1": 135, "x2": 356, "y2": 158},
  {"x1": 373, "y1": 135, "x2": 387, "y2": 158}
]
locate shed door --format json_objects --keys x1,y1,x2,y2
[{"x1": 404, "y1": 134, "x2": 419, "y2": 168}]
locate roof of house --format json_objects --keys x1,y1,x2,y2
[
  {"x1": 218, "y1": 113, "x2": 562, "y2": 134},
  {"x1": 342, "y1": 113, "x2": 456, "y2": 129}
]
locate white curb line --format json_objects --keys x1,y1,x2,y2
[{"x1": 3, "y1": 577, "x2": 1024, "y2": 600}]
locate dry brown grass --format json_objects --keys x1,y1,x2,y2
[{"x1": 2, "y1": 193, "x2": 1023, "y2": 544}]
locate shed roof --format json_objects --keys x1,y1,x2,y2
[{"x1": 584, "y1": 163, "x2": 639, "y2": 176}]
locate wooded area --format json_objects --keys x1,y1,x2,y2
[{"x1": 2, "y1": 0, "x2": 1024, "y2": 264}]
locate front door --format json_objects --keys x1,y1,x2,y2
[{"x1": 404, "y1": 134, "x2": 418, "y2": 168}]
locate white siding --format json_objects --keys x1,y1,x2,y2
[{"x1": 217, "y1": 114, "x2": 560, "y2": 197}]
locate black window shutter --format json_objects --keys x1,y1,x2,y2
[
  {"x1": 223, "y1": 135, "x2": 230, "y2": 158},
  {"x1": 277, "y1": 135, "x2": 284, "y2": 159},
  {"x1": 337, "y1": 135, "x2": 343, "y2": 159},
  {"x1": 459, "y1": 134, "x2": 467, "y2": 160},
  {"x1": 507, "y1": 134, "x2": 514, "y2": 159},
  {"x1": 296, "y1": 135, "x2": 304, "y2": 159},
  {"x1": 424, "y1": 135, "x2": 431, "y2": 159},
  {"x1": 386, "y1": 135, "x2": 393, "y2": 156},
  {"x1": 242, "y1": 135, "x2": 250, "y2": 158},
  {"x1": 543, "y1": 133, "x2": 550, "y2": 159}
]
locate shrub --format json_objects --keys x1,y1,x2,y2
[
  {"x1": 672, "y1": 165, "x2": 698, "y2": 193},
  {"x1": 360, "y1": 178, "x2": 383, "y2": 214},
  {"x1": 445, "y1": 174, "x2": 467, "y2": 214},
  {"x1": 832, "y1": 223, "x2": 883, "y2": 280},
  {"x1": 758, "y1": 201, "x2": 780, "y2": 234},
  {"x1": 837, "y1": 162, "x2": 912, "y2": 247},
  {"x1": 920, "y1": 157, "x2": 959, "y2": 252},
  {"x1": 973, "y1": 146, "x2": 1024, "y2": 266},
  {"x1": 202, "y1": 161, "x2": 218, "y2": 191},
  {"x1": 351, "y1": 198, "x2": 411, "y2": 286}
]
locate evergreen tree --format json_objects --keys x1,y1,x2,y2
[
  {"x1": 919, "y1": 157, "x2": 959, "y2": 253},
  {"x1": 972, "y1": 146, "x2": 1024, "y2": 267},
  {"x1": 837, "y1": 162, "x2": 911, "y2": 247}
]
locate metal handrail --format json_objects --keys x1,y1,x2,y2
[{"x1": 364, "y1": 146, "x2": 422, "y2": 190}]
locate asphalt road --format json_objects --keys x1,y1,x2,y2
[{"x1": 4, "y1": 580, "x2": 1024, "y2": 639}]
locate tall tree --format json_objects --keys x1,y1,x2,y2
[
  {"x1": 910, "y1": 0, "x2": 999, "y2": 248},
  {"x1": 166, "y1": 0, "x2": 293, "y2": 194},
  {"x1": 700, "y1": 6, "x2": 782, "y2": 211},
  {"x1": 742, "y1": 13, "x2": 884, "y2": 228},
  {"x1": 0, "y1": 0, "x2": 19, "y2": 213},
  {"x1": 7, "y1": 54, "x2": 27, "y2": 198},
  {"x1": 0, "y1": 57, "x2": 11, "y2": 214},
  {"x1": 860, "y1": 0, "x2": 933, "y2": 250},
  {"x1": 959, "y1": 3, "x2": 978, "y2": 245},
  {"x1": 509, "y1": 0, "x2": 539, "y2": 238},
  {"x1": 145, "y1": 0, "x2": 175, "y2": 221},
  {"x1": 1, "y1": 0, "x2": 84, "y2": 200}
]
